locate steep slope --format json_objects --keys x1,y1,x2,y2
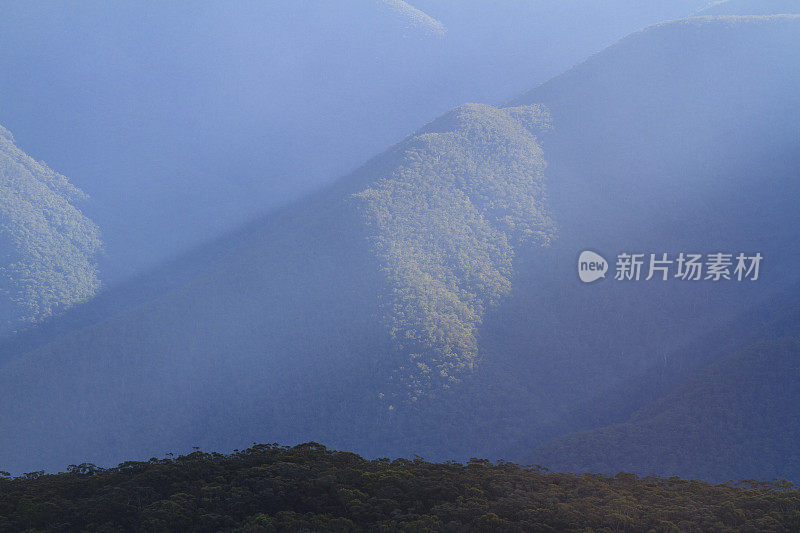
[
  {"x1": 0, "y1": 125, "x2": 101, "y2": 334},
  {"x1": 494, "y1": 15, "x2": 800, "y2": 480},
  {"x1": 0, "y1": 104, "x2": 556, "y2": 473},
  {"x1": 354, "y1": 104, "x2": 554, "y2": 395},
  {"x1": 533, "y1": 338, "x2": 800, "y2": 482},
  {"x1": 0, "y1": 15, "x2": 798, "y2": 480},
  {"x1": 0, "y1": 1, "x2": 710, "y2": 283}
]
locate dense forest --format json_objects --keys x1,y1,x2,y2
[
  {"x1": 0, "y1": 443, "x2": 798, "y2": 532},
  {"x1": 353, "y1": 103, "x2": 555, "y2": 397},
  {"x1": 0, "y1": 125, "x2": 101, "y2": 333}
]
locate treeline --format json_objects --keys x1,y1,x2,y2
[{"x1": 0, "y1": 443, "x2": 797, "y2": 532}]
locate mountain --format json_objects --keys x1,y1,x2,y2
[
  {"x1": 533, "y1": 338, "x2": 800, "y2": 482},
  {"x1": 0, "y1": 14, "x2": 798, "y2": 480},
  {"x1": 0, "y1": 103, "x2": 557, "y2": 472},
  {"x1": 500, "y1": 14, "x2": 800, "y2": 479},
  {"x1": 352, "y1": 104, "x2": 555, "y2": 394},
  {"x1": 528, "y1": 281, "x2": 800, "y2": 451},
  {"x1": 0, "y1": 125, "x2": 101, "y2": 334},
  {"x1": 0, "y1": 1, "x2": 711, "y2": 284}
]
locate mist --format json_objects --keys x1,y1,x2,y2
[
  {"x1": 0, "y1": 2, "x2": 799, "y2": 529},
  {"x1": 1, "y1": 0, "x2": 708, "y2": 283}
]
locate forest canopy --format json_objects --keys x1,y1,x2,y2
[
  {"x1": 353, "y1": 104, "x2": 556, "y2": 398},
  {"x1": 0, "y1": 443, "x2": 797, "y2": 532},
  {"x1": 0, "y1": 125, "x2": 101, "y2": 333}
]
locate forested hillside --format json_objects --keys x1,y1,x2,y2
[
  {"x1": 353, "y1": 104, "x2": 555, "y2": 395},
  {"x1": 0, "y1": 14, "x2": 797, "y2": 485},
  {"x1": 0, "y1": 0, "x2": 709, "y2": 283},
  {"x1": 1, "y1": 443, "x2": 798, "y2": 532},
  {"x1": 0, "y1": 125, "x2": 101, "y2": 334},
  {"x1": 0, "y1": 102, "x2": 556, "y2": 472}
]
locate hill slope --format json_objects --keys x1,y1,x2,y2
[
  {"x1": 0, "y1": 1, "x2": 710, "y2": 283},
  {"x1": 477, "y1": 14, "x2": 800, "y2": 460},
  {"x1": 0, "y1": 125, "x2": 101, "y2": 334},
  {"x1": 0, "y1": 15, "x2": 798, "y2": 480},
  {"x1": 353, "y1": 104, "x2": 554, "y2": 394},
  {"x1": 0, "y1": 104, "x2": 556, "y2": 473},
  {"x1": 533, "y1": 338, "x2": 800, "y2": 482}
]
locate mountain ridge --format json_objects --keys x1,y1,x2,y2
[{"x1": 0, "y1": 14, "x2": 798, "y2": 481}]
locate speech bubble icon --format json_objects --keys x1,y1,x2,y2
[{"x1": 578, "y1": 250, "x2": 608, "y2": 283}]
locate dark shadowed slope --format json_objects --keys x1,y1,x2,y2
[
  {"x1": 476, "y1": 13, "x2": 800, "y2": 453},
  {"x1": 527, "y1": 281, "x2": 800, "y2": 453},
  {"x1": 534, "y1": 338, "x2": 800, "y2": 482},
  {"x1": 0, "y1": 125, "x2": 101, "y2": 335},
  {"x1": 499, "y1": 15, "x2": 800, "y2": 481}
]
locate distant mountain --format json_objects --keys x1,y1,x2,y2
[
  {"x1": 0, "y1": 1, "x2": 710, "y2": 284},
  {"x1": 0, "y1": 15, "x2": 798, "y2": 480},
  {"x1": 499, "y1": 14, "x2": 800, "y2": 480},
  {"x1": 533, "y1": 338, "x2": 800, "y2": 482},
  {"x1": 0, "y1": 102, "x2": 557, "y2": 472},
  {"x1": 0, "y1": 125, "x2": 101, "y2": 334}
]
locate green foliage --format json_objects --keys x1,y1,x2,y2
[
  {"x1": 353, "y1": 104, "x2": 556, "y2": 398},
  {"x1": 0, "y1": 443, "x2": 797, "y2": 532},
  {"x1": 0, "y1": 125, "x2": 101, "y2": 331}
]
